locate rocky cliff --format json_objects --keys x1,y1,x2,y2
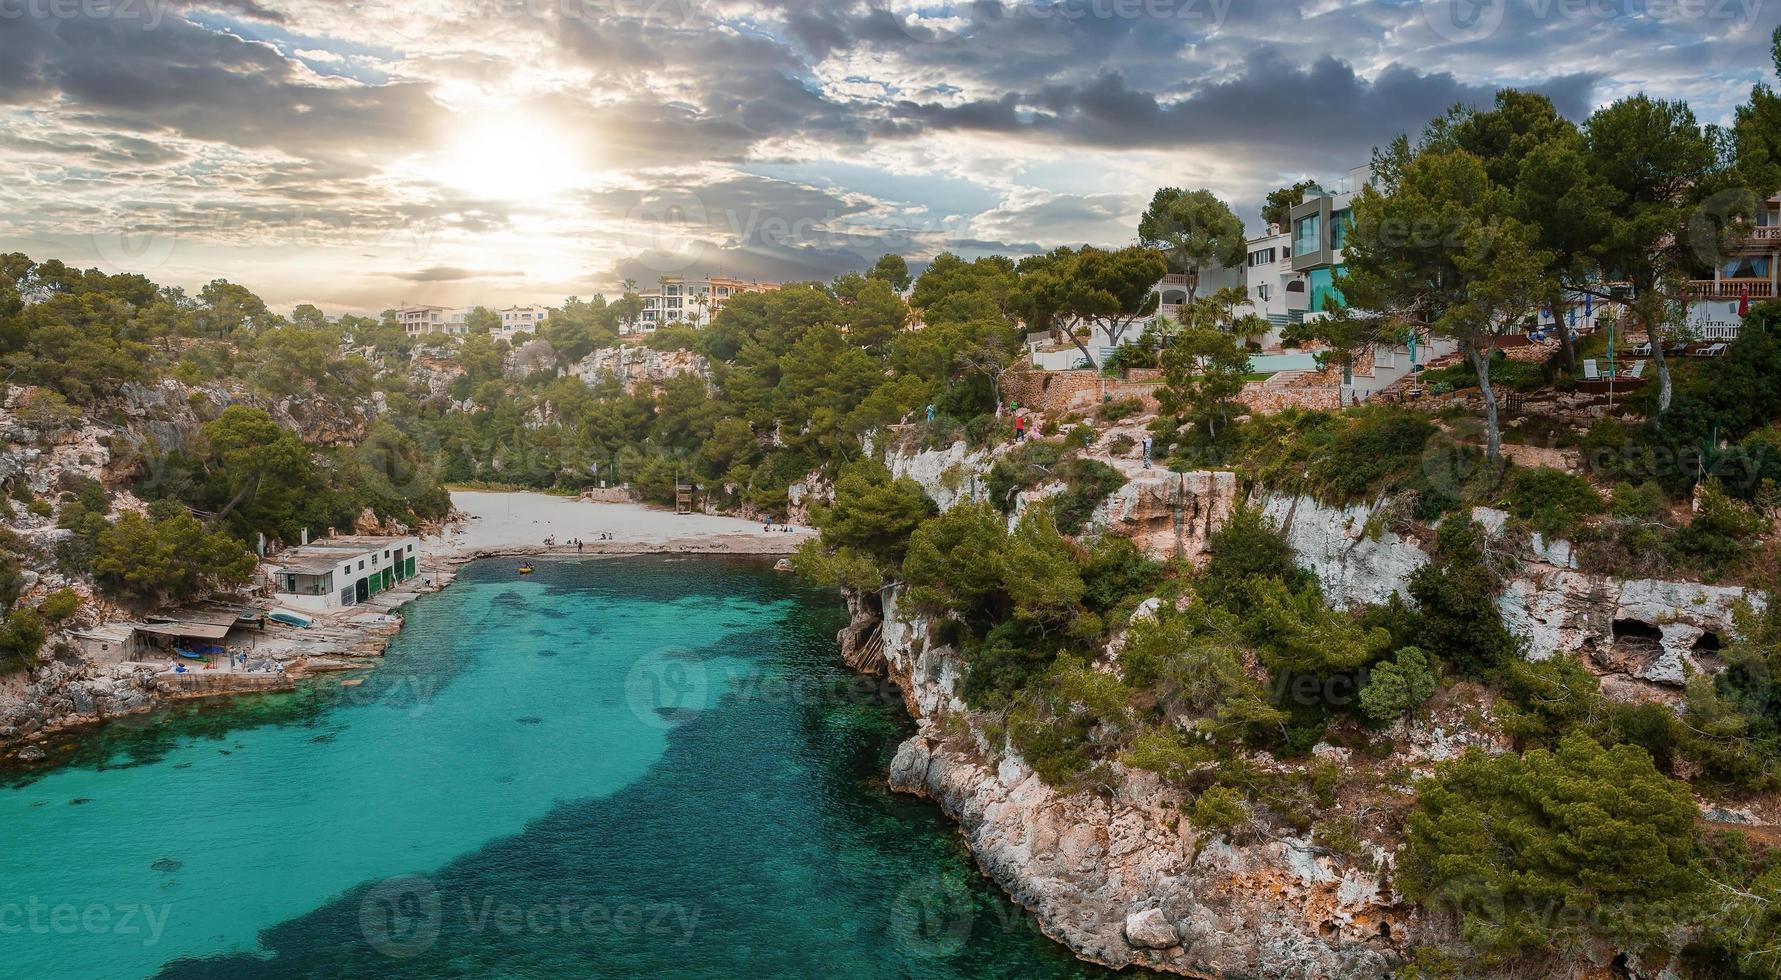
[
  {"x1": 870, "y1": 590, "x2": 1410, "y2": 978},
  {"x1": 857, "y1": 446, "x2": 1768, "y2": 978}
]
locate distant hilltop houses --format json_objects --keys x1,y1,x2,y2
[
  {"x1": 389, "y1": 275, "x2": 783, "y2": 341},
  {"x1": 395, "y1": 303, "x2": 552, "y2": 339},
  {"x1": 631, "y1": 275, "x2": 781, "y2": 332}
]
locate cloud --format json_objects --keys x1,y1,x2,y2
[
  {"x1": 0, "y1": 0, "x2": 1768, "y2": 308},
  {"x1": 393, "y1": 265, "x2": 521, "y2": 282},
  {"x1": 883, "y1": 50, "x2": 1600, "y2": 164}
]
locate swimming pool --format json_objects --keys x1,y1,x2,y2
[{"x1": 1248, "y1": 352, "x2": 1321, "y2": 373}]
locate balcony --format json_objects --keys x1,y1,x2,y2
[
  {"x1": 1157, "y1": 273, "x2": 1191, "y2": 288},
  {"x1": 1686, "y1": 278, "x2": 1774, "y2": 300},
  {"x1": 1156, "y1": 303, "x2": 1185, "y2": 320}
]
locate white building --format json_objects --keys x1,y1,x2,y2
[
  {"x1": 398, "y1": 305, "x2": 471, "y2": 337},
  {"x1": 634, "y1": 276, "x2": 780, "y2": 331},
  {"x1": 263, "y1": 535, "x2": 421, "y2": 614},
  {"x1": 494, "y1": 305, "x2": 550, "y2": 339},
  {"x1": 1239, "y1": 224, "x2": 1307, "y2": 344}
]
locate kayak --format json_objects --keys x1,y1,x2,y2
[
  {"x1": 518, "y1": 564, "x2": 535, "y2": 575},
  {"x1": 269, "y1": 609, "x2": 314, "y2": 628}
]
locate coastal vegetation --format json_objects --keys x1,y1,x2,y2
[{"x1": 0, "y1": 35, "x2": 1778, "y2": 975}]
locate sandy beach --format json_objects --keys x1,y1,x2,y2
[{"x1": 426, "y1": 491, "x2": 815, "y2": 560}]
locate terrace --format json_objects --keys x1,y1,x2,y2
[{"x1": 1686, "y1": 278, "x2": 1774, "y2": 301}]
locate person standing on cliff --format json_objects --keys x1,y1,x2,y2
[
  {"x1": 1142, "y1": 434, "x2": 1153, "y2": 469},
  {"x1": 1014, "y1": 414, "x2": 1026, "y2": 442}
]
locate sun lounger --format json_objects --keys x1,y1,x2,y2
[
  {"x1": 1627, "y1": 342, "x2": 1652, "y2": 356},
  {"x1": 1702, "y1": 343, "x2": 1728, "y2": 357},
  {"x1": 1583, "y1": 359, "x2": 1600, "y2": 380},
  {"x1": 1623, "y1": 360, "x2": 1645, "y2": 379}
]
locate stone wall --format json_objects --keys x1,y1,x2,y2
[{"x1": 1003, "y1": 369, "x2": 1342, "y2": 417}]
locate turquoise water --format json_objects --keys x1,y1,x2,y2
[
  {"x1": 1248, "y1": 352, "x2": 1321, "y2": 373},
  {"x1": 1, "y1": 557, "x2": 1109, "y2": 979}
]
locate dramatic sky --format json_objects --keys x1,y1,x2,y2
[{"x1": 0, "y1": 0, "x2": 1773, "y2": 312}]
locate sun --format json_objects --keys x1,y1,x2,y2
[{"x1": 422, "y1": 112, "x2": 583, "y2": 202}]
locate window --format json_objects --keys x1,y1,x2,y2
[
  {"x1": 1331, "y1": 209, "x2": 1353, "y2": 251},
  {"x1": 1294, "y1": 214, "x2": 1321, "y2": 256},
  {"x1": 1257, "y1": 284, "x2": 1272, "y2": 301},
  {"x1": 1308, "y1": 266, "x2": 1348, "y2": 313}
]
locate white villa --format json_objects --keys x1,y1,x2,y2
[
  {"x1": 263, "y1": 534, "x2": 421, "y2": 614},
  {"x1": 633, "y1": 276, "x2": 780, "y2": 332},
  {"x1": 397, "y1": 304, "x2": 550, "y2": 340}
]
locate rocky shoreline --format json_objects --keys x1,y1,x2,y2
[
  {"x1": 844, "y1": 588, "x2": 1406, "y2": 979},
  {"x1": 1, "y1": 520, "x2": 807, "y2": 770},
  {"x1": 843, "y1": 445, "x2": 1775, "y2": 979}
]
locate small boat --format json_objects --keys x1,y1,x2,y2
[
  {"x1": 268, "y1": 609, "x2": 314, "y2": 629},
  {"x1": 518, "y1": 563, "x2": 535, "y2": 575},
  {"x1": 173, "y1": 647, "x2": 208, "y2": 661}
]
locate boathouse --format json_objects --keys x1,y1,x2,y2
[{"x1": 262, "y1": 534, "x2": 421, "y2": 614}]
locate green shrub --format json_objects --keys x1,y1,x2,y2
[
  {"x1": 1675, "y1": 479, "x2": 1768, "y2": 576},
  {"x1": 1501, "y1": 467, "x2": 1602, "y2": 539},
  {"x1": 1198, "y1": 506, "x2": 1313, "y2": 614},
  {"x1": 1079, "y1": 536, "x2": 1164, "y2": 614},
  {"x1": 1189, "y1": 785, "x2": 1248, "y2": 833},
  {"x1": 816, "y1": 460, "x2": 937, "y2": 569},
  {"x1": 1359, "y1": 646, "x2": 1440, "y2": 724},
  {"x1": 1051, "y1": 459, "x2": 1127, "y2": 535},
  {"x1": 1099, "y1": 398, "x2": 1145, "y2": 422},
  {"x1": 1496, "y1": 652, "x2": 1601, "y2": 749},
  {"x1": 985, "y1": 440, "x2": 1065, "y2": 512},
  {"x1": 0, "y1": 608, "x2": 45, "y2": 673},
  {"x1": 36, "y1": 588, "x2": 81, "y2": 624},
  {"x1": 1408, "y1": 518, "x2": 1521, "y2": 677},
  {"x1": 1404, "y1": 733, "x2": 1698, "y2": 965}
]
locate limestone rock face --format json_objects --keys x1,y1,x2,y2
[
  {"x1": 1261, "y1": 493, "x2": 1428, "y2": 607},
  {"x1": 873, "y1": 589, "x2": 1408, "y2": 978},
  {"x1": 1124, "y1": 908, "x2": 1180, "y2": 949},
  {"x1": 1090, "y1": 470, "x2": 1237, "y2": 562},
  {"x1": 571, "y1": 346, "x2": 710, "y2": 394},
  {"x1": 1498, "y1": 570, "x2": 1754, "y2": 686},
  {"x1": 888, "y1": 440, "x2": 997, "y2": 512}
]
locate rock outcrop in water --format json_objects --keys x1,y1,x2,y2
[{"x1": 872, "y1": 592, "x2": 1407, "y2": 978}]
